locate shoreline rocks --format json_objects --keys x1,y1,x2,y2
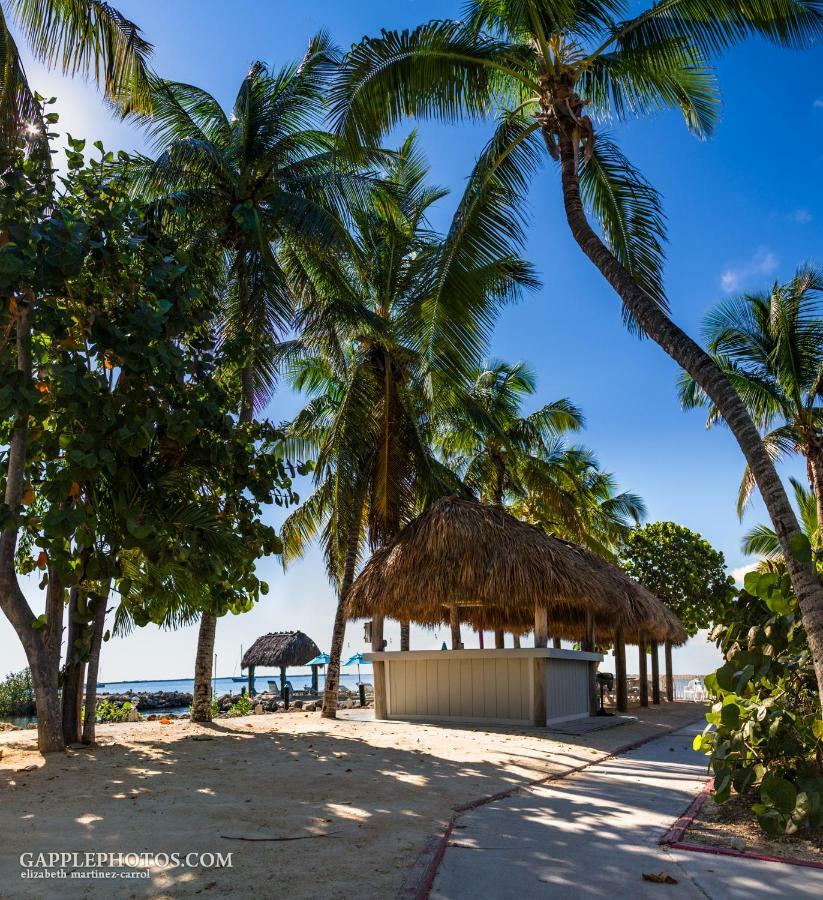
[{"x1": 98, "y1": 689, "x2": 192, "y2": 710}]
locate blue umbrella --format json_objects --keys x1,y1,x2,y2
[
  {"x1": 306, "y1": 653, "x2": 330, "y2": 667},
  {"x1": 343, "y1": 652, "x2": 365, "y2": 683}
]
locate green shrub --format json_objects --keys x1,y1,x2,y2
[
  {"x1": 0, "y1": 668, "x2": 34, "y2": 717},
  {"x1": 693, "y1": 568, "x2": 823, "y2": 836},
  {"x1": 226, "y1": 694, "x2": 254, "y2": 717},
  {"x1": 96, "y1": 699, "x2": 136, "y2": 723}
]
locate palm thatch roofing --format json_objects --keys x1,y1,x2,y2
[
  {"x1": 345, "y1": 497, "x2": 686, "y2": 645},
  {"x1": 241, "y1": 631, "x2": 321, "y2": 669}
]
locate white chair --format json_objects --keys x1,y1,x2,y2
[{"x1": 683, "y1": 678, "x2": 707, "y2": 701}]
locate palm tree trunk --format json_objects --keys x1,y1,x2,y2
[
  {"x1": 322, "y1": 526, "x2": 361, "y2": 718},
  {"x1": 556, "y1": 127, "x2": 823, "y2": 707},
  {"x1": 82, "y1": 589, "x2": 109, "y2": 745},
  {"x1": 806, "y1": 443, "x2": 823, "y2": 545},
  {"x1": 191, "y1": 613, "x2": 217, "y2": 722},
  {"x1": 400, "y1": 620, "x2": 410, "y2": 651}
]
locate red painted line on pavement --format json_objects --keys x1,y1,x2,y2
[
  {"x1": 668, "y1": 840, "x2": 823, "y2": 871},
  {"x1": 398, "y1": 717, "x2": 702, "y2": 900},
  {"x1": 661, "y1": 778, "x2": 823, "y2": 872},
  {"x1": 659, "y1": 778, "x2": 714, "y2": 845}
]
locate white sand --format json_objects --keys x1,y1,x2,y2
[{"x1": 0, "y1": 704, "x2": 704, "y2": 898}]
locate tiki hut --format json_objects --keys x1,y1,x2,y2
[
  {"x1": 346, "y1": 497, "x2": 686, "y2": 725},
  {"x1": 241, "y1": 631, "x2": 321, "y2": 697}
]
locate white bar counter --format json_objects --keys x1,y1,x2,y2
[{"x1": 363, "y1": 648, "x2": 603, "y2": 727}]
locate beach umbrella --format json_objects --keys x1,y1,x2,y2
[
  {"x1": 343, "y1": 652, "x2": 365, "y2": 683},
  {"x1": 305, "y1": 653, "x2": 330, "y2": 667}
]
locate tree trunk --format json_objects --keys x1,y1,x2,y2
[
  {"x1": 512, "y1": 634, "x2": 521, "y2": 649},
  {"x1": 450, "y1": 604, "x2": 461, "y2": 649},
  {"x1": 806, "y1": 442, "x2": 823, "y2": 545},
  {"x1": 650, "y1": 640, "x2": 661, "y2": 705},
  {"x1": 82, "y1": 590, "x2": 109, "y2": 745},
  {"x1": 615, "y1": 626, "x2": 627, "y2": 713},
  {"x1": 638, "y1": 638, "x2": 649, "y2": 708},
  {"x1": 400, "y1": 620, "x2": 410, "y2": 651},
  {"x1": 494, "y1": 630, "x2": 505, "y2": 649},
  {"x1": 191, "y1": 613, "x2": 217, "y2": 722},
  {"x1": 62, "y1": 586, "x2": 84, "y2": 745},
  {"x1": 557, "y1": 126, "x2": 823, "y2": 707},
  {"x1": 322, "y1": 526, "x2": 361, "y2": 718}
]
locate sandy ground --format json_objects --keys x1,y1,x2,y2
[
  {"x1": 0, "y1": 704, "x2": 705, "y2": 899},
  {"x1": 684, "y1": 792, "x2": 823, "y2": 864}
]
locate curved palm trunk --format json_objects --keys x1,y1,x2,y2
[
  {"x1": 322, "y1": 526, "x2": 361, "y2": 718},
  {"x1": 191, "y1": 612, "x2": 217, "y2": 722},
  {"x1": 557, "y1": 127, "x2": 823, "y2": 706},
  {"x1": 806, "y1": 443, "x2": 823, "y2": 544}
]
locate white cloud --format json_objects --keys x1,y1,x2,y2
[
  {"x1": 720, "y1": 247, "x2": 779, "y2": 293},
  {"x1": 731, "y1": 562, "x2": 758, "y2": 586},
  {"x1": 789, "y1": 208, "x2": 813, "y2": 224},
  {"x1": 813, "y1": 98, "x2": 823, "y2": 109}
]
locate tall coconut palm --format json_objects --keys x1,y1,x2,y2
[
  {"x1": 679, "y1": 266, "x2": 823, "y2": 529},
  {"x1": 743, "y1": 477, "x2": 819, "y2": 561},
  {"x1": 436, "y1": 359, "x2": 585, "y2": 510},
  {"x1": 280, "y1": 134, "x2": 537, "y2": 716},
  {"x1": 131, "y1": 36, "x2": 366, "y2": 721},
  {"x1": 329, "y1": 1, "x2": 823, "y2": 704},
  {"x1": 0, "y1": 0, "x2": 152, "y2": 155}
]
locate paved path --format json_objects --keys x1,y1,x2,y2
[{"x1": 431, "y1": 722, "x2": 823, "y2": 899}]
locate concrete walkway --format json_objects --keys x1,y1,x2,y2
[{"x1": 431, "y1": 722, "x2": 823, "y2": 899}]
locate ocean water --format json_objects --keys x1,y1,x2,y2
[{"x1": 98, "y1": 670, "x2": 373, "y2": 696}]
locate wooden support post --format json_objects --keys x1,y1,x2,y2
[
  {"x1": 280, "y1": 666, "x2": 287, "y2": 696},
  {"x1": 512, "y1": 634, "x2": 521, "y2": 649},
  {"x1": 247, "y1": 665, "x2": 255, "y2": 697},
  {"x1": 400, "y1": 620, "x2": 410, "y2": 651},
  {"x1": 650, "y1": 640, "x2": 661, "y2": 705},
  {"x1": 552, "y1": 637, "x2": 561, "y2": 649},
  {"x1": 585, "y1": 612, "x2": 598, "y2": 715},
  {"x1": 534, "y1": 604, "x2": 548, "y2": 648},
  {"x1": 638, "y1": 638, "x2": 649, "y2": 708},
  {"x1": 449, "y1": 605, "x2": 461, "y2": 649},
  {"x1": 615, "y1": 627, "x2": 627, "y2": 713},
  {"x1": 530, "y1": 657, "x2": 546, "y2": 727},
  {"x1": 665, "y1": 639, "x2": 674, "y2": 702},
  {"x1": 494, "y1": 630, "x2": 505, "y2": 649},
  {"x1": 371, "y1": 614, "x2": 384, "y2": 652},
  {"x1": 372, "y1": 615, "x2": 387, "y2": 719},
  {"x1": 310, "y1": 665, "x2": 318, "y2": 693}
]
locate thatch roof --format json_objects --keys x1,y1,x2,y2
[
  {"x1": 241, "y1": 631, "x2": 321, "y2": 669},
  {"x1": 345, "y1": 497, "x2": 686, "y2": 645}
]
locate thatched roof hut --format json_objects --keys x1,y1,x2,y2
[
  {"x1": 345, "y1": 497, "x2": 685, "y2": 644},
  {"x1": 241, "y1": 631, "x2": 321, "y2": 670}
]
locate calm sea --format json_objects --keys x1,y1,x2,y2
[{"x1": 1, "y1": 669, "x2": 374, "y2": 726}]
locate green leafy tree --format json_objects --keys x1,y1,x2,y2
[
  {"x1": 0, "y1": 129, "x2": 293, "y2": 751},
  {"x1": 329, "y1": 0, "x2": 823, "y2": 706},
  {"x1": 680, "y1": 266, "x2": 823, "y2": 529},
  {"x1": 0, "y1": 0, "x2": 152, "y2": 155},
  {"x1": 620, "y1": 522, "x2": 733, "y2": 636},
  {"x1": 128, "y1": 37, "x2": 359, "y2": 719},
  {"x1": 281, "y1": 134, "x2": 534, "y2": 716},
  {"x1": 694, "y1": 571, "x2": 822, "y2": 836}
]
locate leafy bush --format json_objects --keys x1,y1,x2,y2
[
  {"x1": 226, "y1": 695, "x2": 254, "y2": 717},
  {"x1": 96, "y1": 699, "x2": 136, "y2": 723},
  {"x1": 0, "y1": 668, "x2": 34, "y2": 717},
  {"x1": 693, "y1": 569, "x2": 823, "y2": 836}
]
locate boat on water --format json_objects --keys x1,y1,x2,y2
[{"x1": 231, "y1": 677, "x2": 246, "y2": 683}]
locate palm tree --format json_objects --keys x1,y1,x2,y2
[
  {"x1": 437, "y1": 360, "x2": 587, "y2": 517},
  {"x1": 131, "y1": 37, "x2": 364, "y2": 720},
  {"x1": 281, "y1": 134, "x2": 536, "y2": 716},
  {"x1": 0, "y1": 0, "x2": 152, "y2": 154},
  {"x1": 743, "y1": 477, "x2": 819, "y2": 561},
  {"x1": 680, "y1": 266, "x2": 823, "y2": 529},
  {"x1": 328, "y1": 1, "x2": 823, "y2": 704}
]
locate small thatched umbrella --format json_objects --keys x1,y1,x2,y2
[
  {"x1": 345, "y1": 496, "x2": 676, "y2": 645},
  {"x1": 241, "y1": 631, "x2": 321, "y2": 696}
]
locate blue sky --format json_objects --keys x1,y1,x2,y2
[{"x1": 2, "y1": 1, "x2": 822, "y2": 680}]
